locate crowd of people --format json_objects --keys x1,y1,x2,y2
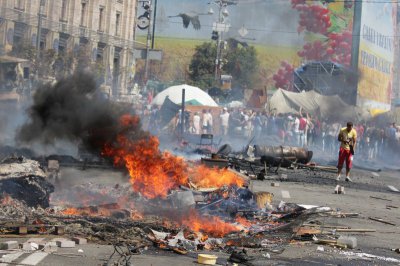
[{"x1": 141, "y1": 105, "x2": 400, "y2": 162}]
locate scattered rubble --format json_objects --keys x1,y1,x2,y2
[{"x1": 0, "y1": 156, "x2": 54, "y2": 208}]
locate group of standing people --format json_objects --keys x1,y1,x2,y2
[{"x1": 144, "y1": 104, "x2": 400, "y2": 164}]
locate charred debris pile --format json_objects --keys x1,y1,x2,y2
[
  {"x1": 0, "y1": 154, "x2": 337, "y2": 259},
  {"x1": 201, "y1": 143, "x2": 338, "y2": 180}
]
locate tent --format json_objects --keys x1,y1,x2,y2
[
  {"x1": 151, "y1": 84, "x2": 218, "y2": 107},
  {"x1": 269, "y1": 89, "x2": 370, "y2": 121},
  {"x1": 158, "y1": 97, "x2": 181, "y2": 129}
]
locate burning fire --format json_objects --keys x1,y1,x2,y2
[
  {"x1": 103, "y1": 115, "x2": 245, "y2": 199},
  {"x1": 235, "y1": 215, "x2": 254, "y2": 228},
  {"x1": 103, "y1": 115, "x2": 188, "y2": 199},
  {"x1": 62, "y1": 206, "x2": 113, "y2": 217},
  {"x1": 190, "y1": 165, "x2": 245, "y2": 189},
  {"x1": 180, "y1": 210, "x2": 242, "y2": 237},
  {"x1": 57, "y1": 114, "x2": 251, "y2": 238}
]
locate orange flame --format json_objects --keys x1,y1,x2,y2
[
  {"x1": 62, "y1": 207, "x2": 113, "y2": 217},
  {"x1": 235, "y1": 216, "x2": 253, "y2": 228},
  {"x1": 103, "y1": 115, "x2": 188, "y2": 199},
  {"x1": 190, "y1": 165, "x2": 245, "y2": 189},
  {"x1": 180, "y1": 210, "x2": 242, "y2": 237},
  {"x1": 103, "y1": 115, "x2": 246, "y2": 199}
]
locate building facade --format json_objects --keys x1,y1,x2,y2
[{"x1": 0, "y1": 0, "x2": 141, "y2": 98}]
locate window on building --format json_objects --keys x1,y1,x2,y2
[
  {"x1": 99, "y1": 7, "x2": 104, "y2": 32},
  {"x1": 80, "y1": 2, "x2": 87, "y2": 26},
  {"x1": 15, "y1": 0, "x2": 26, "y2": 10},
  {"x1": 61, "y1": 0, "x2": 68, "y2": 21},
  {"x1": 115, "y1": 12, "x2": 121, "y2": 36}
]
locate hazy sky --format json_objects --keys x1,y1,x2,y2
[{"x1": 136, "y1": 0, "x2": 303, "y2": 47}]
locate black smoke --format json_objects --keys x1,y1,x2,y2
[{"x1": 16, "y1": 73, "x2": 135, "y2": 154}]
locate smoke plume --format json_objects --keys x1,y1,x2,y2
[{"x1": 16, "y1": 73, "x2": 139, "y2": 154}]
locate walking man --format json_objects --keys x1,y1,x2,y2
[
  {"x1": 336, "y1": 122, "x2": 357, "y2": 182},
  {"x1": 219, "y1": 107, "x2": 230, "y2": 136}
]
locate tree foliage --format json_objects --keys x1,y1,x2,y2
[
  {"x1": 188, "y1": 42, "x2": 216, "y2": 89},
  {"x1": 188, "y1": 41, "x2": 260, "y2": 90},
  {"x1": 224, "y1": 45, "x2": 259, "y2": 89}
]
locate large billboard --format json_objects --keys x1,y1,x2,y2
[{"x1": 357, "y1": 1, "x2": 397, "y2": 111}]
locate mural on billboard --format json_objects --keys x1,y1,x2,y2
[
  {"x1": 136, "y1": 1, "x2": 354, "y2": 90},
  {"x1": 357, "y1": 0, "x2": 397, "y2": 110}
]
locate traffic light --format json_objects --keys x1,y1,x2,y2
[{"x1": 211, "y1": 31, "x2": 219, "y2": 41}]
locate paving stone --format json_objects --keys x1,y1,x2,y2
[
  {"x1": 71, "y1": 237, "x2": 87, "y2": 245},
  {"x1": 0, "y1": 241, "x2": 18, "y2": 250},
  {"x1": 55, "y1": 240, "x2": 75, "y2": 248},
  {"x1": 22, "y1": 242, "x2": 39, "y2": 251}
]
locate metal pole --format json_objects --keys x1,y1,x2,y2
[
  {"x1": 143, "y1": 2, "x2": 152, "y2": 85},
  {"x1": 214, "y1": 1, "x2": 225, "y2": 81},
  {"x1": 151, "y1": 0, "x2": 157, "y2": 49},
  {"x1": 351, "y1": 0, "x2": 362, "y2": 106},
  {"x1": 181, "y1": 89, "x2": 185, "y2": 136}
]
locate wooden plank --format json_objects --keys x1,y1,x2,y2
[
  {"x1": 302, "y1": 224, "x2": 350, "y2": 229},
  {"x1": 368, "y1": 217, "x2": 396, "y2": 226},
  {"x1": 295, "y1": 227, "x2": 322, "y2": 236},
  {"x1": 370, "y1": 196, "x2": 392, "y2": 202},
  {"x1": 335, "y1": 229, "x2": 376, "y2": 232}
]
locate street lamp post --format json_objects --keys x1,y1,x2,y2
[
  {"x1": 214, "y1": 4, "x2": 222, "y2": 81},
  {"x1": 151, "y1": 0, "x2": 158, "y2": 49},
  {"x1": 36, "y1": 0, "x2": 46, "y2": 60},
  {"x1": 143, "y1": 2, "x2": 152, "y2": 84},
  {"x1": 210, "y1": 1, "x2": 230, "y2": 81}
]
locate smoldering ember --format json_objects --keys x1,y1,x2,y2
[{"x1": 1, "y1": 1, "x2": 400, "y2": 266}]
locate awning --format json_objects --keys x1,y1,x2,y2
[{"x1": 0, "y1": 55, "x2": 29, "y2": 64}]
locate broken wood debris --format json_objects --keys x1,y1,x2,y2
[
  {"x1": 334, "y1": 229, "x2": 376, "y2": 233},
  {"x1": 370, "y1": 196, "x2": 392, "y2": 202},
  {"x1": 368, "y1": 217, "x2": 396, "y2": 226},
  {"x1": 328, "y1": 212, "x2": 359, "y2": 218}
]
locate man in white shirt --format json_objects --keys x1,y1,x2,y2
[
  {"x1": 193, "y1": 112, "x2": 201, "y2": 134},
  {"x1": 220, "y1": 107, "x2": 230, "y2": 136}
]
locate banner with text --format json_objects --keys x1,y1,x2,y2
[{"x1": 357, "y1": 0, "x2": 396, "y2": 111}]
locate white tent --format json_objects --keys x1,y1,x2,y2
[
  {"x1": 151, "y1": 84, "x2": 218, "y2": 107},
  {"x1": 269, "y1": 89, "x2": 370, "y2": 121}
]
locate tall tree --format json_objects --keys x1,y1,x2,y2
[
  {"x1": 188, "y1": 42, "x2": 216, "y2": 89},
  {"x1": 188, "y1": 41, "x2": 259, "y2": 90},
  {"x1": 224, "y1": 45, "x2": 259, "y2": 89}
]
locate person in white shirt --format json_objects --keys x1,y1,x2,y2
[
  {"x1": 207, "y1": 109, "x2": 213, "y2": 134},
  {"x1": 220, "y1": 107, "x2": 230, "y2": 136},
  {"x1": 193, "y1": 112, "x2": 201, "y2": 134}
]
